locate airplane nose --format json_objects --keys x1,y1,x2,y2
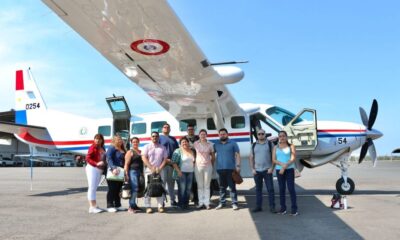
[{"x1": 367, "y1": 129, "x2": 383, "y2": 140}]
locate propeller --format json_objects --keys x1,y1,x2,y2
[{"x1": 358, "y1": 99, "x2": 380, "y2": 166}]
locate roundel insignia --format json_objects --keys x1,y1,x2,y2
[
  {"x1": 80, "y1": 127, "x2": 88, "y2": 135},
  {"x1": 130, "y1": 39, "x2": 170, "y2": 56}
]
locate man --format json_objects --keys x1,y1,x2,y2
[
  {"x1": 213, "y1": 128, "x2": 241, "y2": 210},
  {"x1": 142, "y1": 131, "x2": 168, "y2": 213},
  {"x1": 249, "y1": 129, "x2": 276, "y2": 213},
  {"x1": 185, "y1": 124, "x2": 200, "y2": 206},
  {"x1": 186, "y1": 124, "x2": 199, "y2": 147},
  {"x1": 159, "y1": 123, "x2": 179, "y2": 207}
]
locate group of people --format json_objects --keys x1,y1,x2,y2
[{"x1": 85, "y1": 123, "x2": 298, "y2": 216}]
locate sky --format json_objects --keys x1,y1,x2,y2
[{"x1": 0, "y1": 0, "x2": 399, "y2": 155}]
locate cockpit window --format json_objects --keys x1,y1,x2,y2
[{"x1": 265, "y1": 107, "x2": 297, "y2": 126}]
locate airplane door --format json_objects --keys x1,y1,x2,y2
[
  {"x1": 106, "y1": 95, "x2": 131, "y2": 145},
  {"x1": 283, "y1": 108, "x2": 317, "y2": 151}
]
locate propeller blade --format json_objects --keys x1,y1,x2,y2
[
  {"x1": 368, "y1": 99, "x2": 378, "y2": 130},
  {"x1": 368, "y1": 139, "x2": 377, "y2": 167},
  {"x1": 359, "y1": 107, "x2": 368, "y2": 127},
  {"x1": 359, "y1": 141, "x2": 369, "y2": 164}
]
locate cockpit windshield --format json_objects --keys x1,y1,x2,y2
[{"x1": 266, "y1": 106, "x2": 297, "y2": 126}]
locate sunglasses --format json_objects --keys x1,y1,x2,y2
[
  {"x1": 257, "y1": 133, "x2": 265, "y2": 135},
  {"x1": 151, "y1": 135, "x2": 159, "y2": 138}
]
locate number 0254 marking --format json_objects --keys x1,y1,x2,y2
[
  {"x1": 25, "y1": 103, "x2": 41, "y2": 110},
  {"x1": 337, "y1": 137, "x2": 347, "y2": 144}
]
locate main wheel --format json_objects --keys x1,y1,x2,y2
[{"x1": 336, "y1": 177, "x2": 355, "y2": 195}]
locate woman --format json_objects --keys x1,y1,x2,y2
[
  {"x1": 172, "y1": 137, "x2": 195, "y2": 209},
  {"x1": 85, "y1": 134, "x2": 106, "y2": 213},
  {"x1": 272, "y1": 130, "x2": 298, "y2": 216},
  {"x1": 193, "y1": 129, "x2": 215, "y2": 209},
  {"x1": 106, "y1": 135, "x2": 126, "y2": 212},
  {"x1": 124, "y1": 137, "x2": 144, "y2": 213}
]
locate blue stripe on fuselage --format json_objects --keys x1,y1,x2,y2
[{"x1": 318, "y1": 133, "x2": 366, "y2": 138}]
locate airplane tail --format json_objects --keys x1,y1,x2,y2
[{"x1": 15, "y1": 69, "x2": 48, "y2": 126}]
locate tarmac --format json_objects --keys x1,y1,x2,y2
[{"x1": 0, "y1": 161, "x2": 399, "y2": 240}]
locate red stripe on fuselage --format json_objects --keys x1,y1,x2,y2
[
  {"x1": 16, "y1": 70, "x2": 24, "y2": 90},
  {"x1": 318, "y1": 129, "x2": 365, "y2": 133},
  {"x1": 18, "y1": 132, "x2": 112, "y2": 146}
]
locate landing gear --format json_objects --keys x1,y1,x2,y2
[
  {"x1": 336, "y1": 177, "x2": 355, "y2": 195},
  {"x1": 332, "y1": 152, "x2": 356, "y2": 195}
]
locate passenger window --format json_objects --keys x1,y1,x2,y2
[
  {"x1": 179, "y1": 119, "x2": 197, "y2": 131},
  {"x1": 231, "y1": 116, "x2": 245, "y2": 129},
  {"x1": 98, "y1": 126, "x2": 111, "y2": 137},
  {"x1": 132, "y1": 123, "x2": 146, "y2": 134},
  {"x1": 151, "y1": 121, "x2": 167, "y2": 133},
  {"x1": 207, "y1": 118, "x2": 216, "y2": 130}
]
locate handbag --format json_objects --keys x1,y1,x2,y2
[
  {"x1": 232, "y1": 170, "x2": 243, "y2": 184},
  {"x1": 106, "y1": 166, "x2": 125, "y2": 182},
  {"x1": 137, "y1": 174, "x2": 145, "y2": 198},
  {"x1": 121, "y1": 181, "x2": 131, "y2": 199}
]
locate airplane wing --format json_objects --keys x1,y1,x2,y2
[{"x1": 42, "y1": 0, "x2": 244, "y2": 127}]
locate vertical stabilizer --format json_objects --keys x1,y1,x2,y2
[{"x1": 15, "y1": 69, "x2": 47, "y2": 126}]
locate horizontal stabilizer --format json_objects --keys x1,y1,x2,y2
[{"x1": 0, "y1": 121, "x2": 47, "y2": 135}]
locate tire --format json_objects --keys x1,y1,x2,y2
[{"x1": 336, "y1": 177, "x2": 355, "y2": 195}]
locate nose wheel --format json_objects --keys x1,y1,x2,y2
[{"x1": 336, "y1": 177, "x2": 355, "y2": 195}]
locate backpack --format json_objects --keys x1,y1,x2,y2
[
  {"x1": 144, "y1": 173, "x2": 166, "y2": 198},
  {"x1": 331, "y1": 193, "x2": 343, "y2": 209}
]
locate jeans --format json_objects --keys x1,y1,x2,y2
[
  {"x1": 177, "y1": 172, "x2": 193, "y2": 208},
  {"x1": 106, "y1": 180, "x2": 123, "y2": 208},
  {"x1": 163, "y1": 165, "x2": 176, "y2": 202},
  {"x1": 217, "y1": 169, "x2": 237, "y2": 205},
  {"x1": 254, "y1": 170, "x2": 275, "y2": 209},
  {"x1": 128, "y1": 169, "x2": 140, "y2": 208},
  {"x1": 276, "y1": 168, "x2": 297, "y2": 213}
]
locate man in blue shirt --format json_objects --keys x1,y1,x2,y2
[
  {"x1": 159, "y1": 123, "x2": 179, "y2": 207},
  {"x1": 213, "y1": 128, "x2": 241, "y2": 210}
]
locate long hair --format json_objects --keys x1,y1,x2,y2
[
  {"x1": 111, "y1": 135, "x2": 127, "y2": 152},
  {"x1": 94, "y1": 133, "x2": 105, "y2": 149},
  {"x1": 278, "y1": 130, "x2": 291, "y2": 146}
]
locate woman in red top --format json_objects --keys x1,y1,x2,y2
[{"x1": 85, "y1": 133, "x2": 106, "y2": 213}]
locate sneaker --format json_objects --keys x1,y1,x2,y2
[
  {"x1": 107, "y1": 207, "x2": 117, "y2": 213},
  {"x1": 232, "y1": 204, "x2": 239, "y2": 211},
  {"x1": 116, "y1": 207, "x2": 127, "y2": 211},
  {"x1": 270, "y1": 207, "x2": 277, "y2": 214},
  {"x1": 88, "y1": 207, "x2": 103, "y2": 214},
  {"x1": 290, "y1": 212, "x2": 299, "y2": 216},
  {"x1": 158, "y1": 207, "x2": 165, "y2": 213},
  {"x1": 215, "y1": 204, "x2": 225, "y2": 210},
  {"x1": 277, "y1": 210, "x2": 287, "y2": 215},
  {"x1": 252, "y1": 207, "x2": 262, "y2": 213},
  {"x1": 146, "y1": 208, "x2": 153, "y2": 214}
]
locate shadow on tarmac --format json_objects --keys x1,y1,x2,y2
[{"x1": 241, "y1": 182, "x2": 364, "y2": 240}]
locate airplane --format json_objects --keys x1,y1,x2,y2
[{"x1": 0, "y1": 0, "x2": 382, "y2": 195}]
